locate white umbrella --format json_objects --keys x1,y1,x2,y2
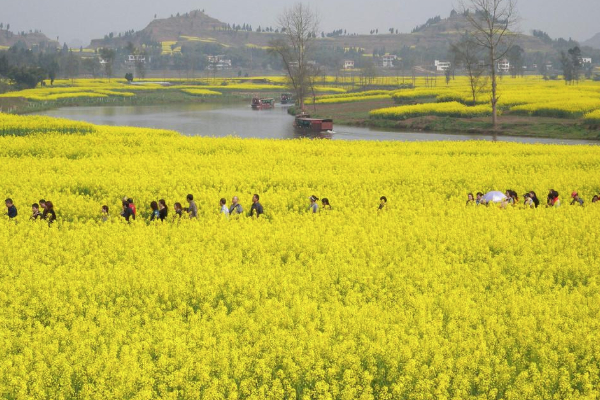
[{"x1": 483, "y1": 191, "x2": 507, "y2": 203}]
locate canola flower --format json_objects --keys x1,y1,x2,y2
[
  {"x1": 370, "y1": 101, "x2": 493, "y2": 119},
  {"x1": 2, "y1": 114, "x2": 600, "y2": 399}
]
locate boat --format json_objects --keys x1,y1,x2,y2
[
  {"x1": 294, "y1": 113, "x2": 334, "y2": 132},
  {"x1": 251, "y1": 97, "x2": 275, "y2": 110},
  {"x1": 280, "y1": 93, "x2": 293, "y2": 105}
]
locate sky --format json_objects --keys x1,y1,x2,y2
[{"x1": 1, "y1": 0, "x2": 598, "y2": 46}]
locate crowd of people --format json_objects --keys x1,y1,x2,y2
[
  {"x1": 4, "y1": 195, "x2": 391, "y2": 222},
  {"x1": 466, "y1": 189, "x2": 599, "y2": 208}
]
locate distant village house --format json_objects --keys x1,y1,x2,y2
[
  {"x1": 343, "y1": 60, "x2": 355, "y2": 69},
  {"x1": 434, "y1": 60, "x2": 451, "y2": 72}
]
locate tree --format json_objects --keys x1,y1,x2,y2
[
  {"x1": 460, "y1": 0, "x2": 519, "y2": 129},
  {"x1": 82, "y1": 58, "x2": 100, "y2": 78},
  {"x1": 64, "y1": 51, "x2": 80, "y2": 83},
  {"x1": 99, "y1": 48, "x2": 116, "y2": 81},
  {"x1": 8, "y1": 66, "x2": 46, "y2": 89},
  {"x1": 560, "y1": 47, "x2": 581, "y2": 85},
  {"x1": 506, "y1": 45, "x2": 524, "y2": 77},
  {"x1": 268, "y1": 3, "x2": 319, "y2": 111},
  {"x1": 449, "y1": 33, "x2": 488, "y2": 105},
  {"x1": 125, "y1": 72, "x2": 134, "y2": 82}
]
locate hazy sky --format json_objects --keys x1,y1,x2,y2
[{"x1": 1, "y1": 0, "x2": 598, "y2": 46}]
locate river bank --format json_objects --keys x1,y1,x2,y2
[{"x1": 290, "y1": 100, "x2": 600, "y2": 141}]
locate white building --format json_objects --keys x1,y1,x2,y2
[
  {"x1": 497, "y1": 59, "x2": 510, "y2": 73},
  {"x1": 382, "y1": 55, "x2": 397, "y2": 68},
  {"x1": 125, "y1": 54, "x2": 146, "y2": 64},
  {"x1": 343, "y1": 60, "x2": 355, "y2": 69},
  {"x1": 434, "y1": 60, "x2": 451, "y2": 72},
  {"x1": 207, "y1": 55, "x2": 232, "y2": 71},
  {"x1": 581, "y1": 57, "x2": 592, "y2": 64}
]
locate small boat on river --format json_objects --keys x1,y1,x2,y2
[
  {"x1": 251, "y1": 97, "x2": 275, "y2": 110},
  {"x1": 294, "y1": 113, "x2": 334, "y2": 132}
]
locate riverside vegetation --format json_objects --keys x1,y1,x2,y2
[{"x1": 1, "y1": 113, "x2": 600, "y2": 398}]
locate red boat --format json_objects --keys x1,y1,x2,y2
[
  {"x1": 294, "y1": 114, "x2": 334, "y2": 132},
  {"x1": 251, "y1": 97, "x2": 275, "y2": 110}
]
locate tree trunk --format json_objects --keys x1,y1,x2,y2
[{"x1": 490, "y1": 48, "x2": 498, "y2": 130}]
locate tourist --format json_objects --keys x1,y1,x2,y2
[
  {"x1": 39, "y1": 199, "x2": 47, "y2": 213},
  {"x1": 31, "y1": 203, "x2": 43, "y2": 220},
  {"x1": 466, "y1": 193, "x2": 475, "y2": 206},
  {"x1": 570, "y1": 192, "x2": 584, "y2": 206},
  {"x1": 309, "y1": 195, "x2": 319, "y2": 213},
  {"x1": 185, "y1": 194, "x2": 197, "y2": 218},
  {"x1": 5, "y1": 198, "x2": 17, "y2": 218},
  {"x1": 121, "y1": 201, "x2": 134, "y2": 222},
  {"x1": 220, "y1": 198, "x2": 229, "y2": 215},
  {"x1": 150, "y1": 201, "x2": 159, "y2": 221},
  {"x1": 550, "y1": 190, "x2": 561, "y2": 207},
  {"x1": 379, "y1": 196, "x2": 387, "y2": 210},
  {"x1": 101, "y1": 205, "x2": 109, "y2": 222},
  {"x1": 523, "y1": 193, "x2": 535, "y2": 208},
  {"x1": 229, "y1": 196, "x2": 243, "y2": 215},
  {"x1": 529, "y1": 191, "x2": 540, "y2": 208},
  {"x1": 593, "y1": 195, "x2": 599, "y2": 204},
  {"x1": 476, "y1": 192, "x2": 485, "y2": 205},
  {"x1": 321, "y1": 198, "x2": 332, "y2": 210},
  {"x1": 127, "y1": 198, "x2": 137, "y2": 217},
  {"x1": 547, "y1": 189, "x2": 555, "y2": 207},
  {"x1": 44, "y1": 201, "x2": 56, "y2": 223},
  {"x1": 249, "y1": 194, "x2": 263, "y2": 218},
  {"x1": 158, "y1": 199, "x2": 168, "y2": 220},
  {"x1": 174, "y1": 202, "x2": 183, "y2": 218}
]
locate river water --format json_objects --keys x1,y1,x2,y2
[{"x1": 36, "y1": 102, "x2": 596, "y2": 144}]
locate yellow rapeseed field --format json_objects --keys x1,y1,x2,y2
[{"x1": 1, "y1": 113, "x2": 600, "y2": 399}]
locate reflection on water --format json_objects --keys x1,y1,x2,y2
[{"x1": 36, "y1": 102, "x2": 596, "y2": 145}]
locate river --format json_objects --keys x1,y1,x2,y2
[{"x1": 36, "y1": 102, "x2": 596, "y2": 144}]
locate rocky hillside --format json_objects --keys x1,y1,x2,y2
[
  {"x1": 88, "y1": 10, "x2": 553, "y2": 55},
  {"x1": 0, "y1": 29, "x2": 58, "y2": 49}
]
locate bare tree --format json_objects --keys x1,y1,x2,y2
[
  {"x1": 450, "y1": 33, "x2": 488, "y2": 105},
  {"x1": 269, "y1": 3, "x2": 319, "y2": 111},
  {"x1": 460, "y1": 0, "x2": 519, "y2": 128}
]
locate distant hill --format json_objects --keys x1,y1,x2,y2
[
  {"x1": 583, "y1": 33, "x2": 600, "y2": 49},
  {"x1": 88, "y1": 10, "x2": 553, "y2": 56},
  {"x1": 0, "y1": 29, "x2": 58, "y2": 50}
]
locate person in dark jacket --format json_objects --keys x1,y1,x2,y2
[
  {"x1": 31, "y1": 203, "x2": 43, "y2": 220},
  {"x1": 5, "y1": 198, "x2": 17, "y2": 218},
  {"x1": 158, "y1": 199, "x2": 168, "y2": 220},
  {"x1": 529, "y1": 191, "x2": 540, "y2": 208},
  {"x1": 150, "y1": 201, "x2": 159, "y2": 221},
  {"x1": 121, "y1": 201, "x2": 134, "y2": 222},
  {"x1": 174, "y1": 202, "x2": 183, "y2": 218},
  {"x1": 43, "y1": 201, "x2": 56, "y2": 224},
  {"x1": 249, "y1": 194, "x2": 263, "y2": 218}
]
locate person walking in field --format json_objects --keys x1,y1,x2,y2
[
  {"x1": 229, "y1": 196, "x2": 243, "y2": 215},
  {"x1": 185, "y1": 194, "x2": 198, "y2": 218},
  {"x1": 466, "y1": 193, "x2": 475, "y2": 206},
  {"x1": 121, "y1": 201, "x2": 134, "y2": 222},
  {"x1": 101, "y1": 205, "x2": 109, "y2": 222},
  {"x1": 476, "y1": 192, "x2": 485, "y2": 205},
  {"x1": 43, "y1": 201, "x2": 56, "y2": 224},
  {"x1": 31, "y1": 203, "x2": 43, "y2": 220},
  {"x1": 220, "y1": 198, "x2": 229, "y2": 215},
  {"x1": 548, "y1": 190, "x2": 561, "y2": 207},
  {"x1": 38, "y1": 199, "x2": 48, "y2": 217},
  {"x1": 523, "y1": 193, "x2": 535, "y2": 208},
  {"x1": 309, "y1": 195, "x2": 319, "y2": 213},
  {"x1": 321, "y1": 198, "x2": 331, "y2": 210},
  {"x1": 158, "y1": 199, "x2": 168, "y2": 221},
  {"x1": 174, "y1": 202, "x2": 183, "y2": 218},
  {"x1": 570, "y1": 192, "x2": 584, "y2": 206},
  {"x1": 5, "y1": 198, "x2": 17, "y2": 218},
  {"x1": 378, "y1": 196, "x2": 387, "y2": 211},
  {"x1": 593, "y1": 195, "x2": 599, "y2": 204},
  {"x1": 249, "y1": 194, "x2": 263, "y2": 218},
  {"x1": 529, "y1": 191, "x2": 540, "y2": 208},
  {"x1": 127, "y1": 198, "x2": 137, "y2": 217},
  {"x1": 150, "y1": 201, "x2": 160, "y2": 221}
]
